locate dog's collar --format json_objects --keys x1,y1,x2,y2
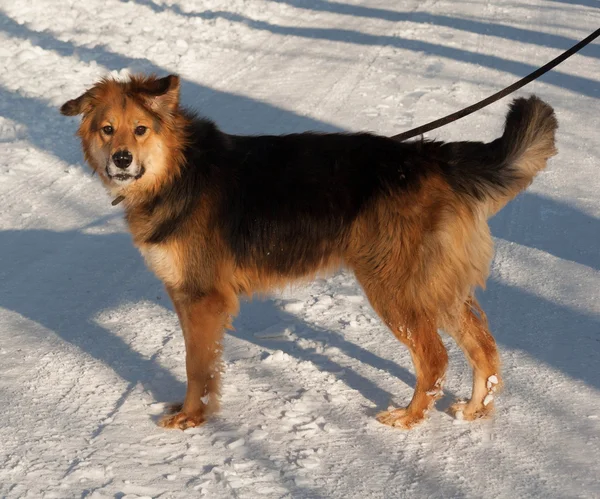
[{"x1": 111, "y1": 195, "x2": 125, "y2": 206}]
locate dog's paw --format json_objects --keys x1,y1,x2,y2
[
  {"x1": 376, "y1": 408, "x2": 425, "y2": 429},
  {"x1": 449, "y1": 400, "x2": 493, "y2": 421},
  {"x1": 159, "y1": 407, "x2": 206, "y2": 430},
  {"x1": 450, "y1": 374, "x2": 500, "y2": 421}
]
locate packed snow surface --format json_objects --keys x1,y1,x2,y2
[{"x1": 1, "y1": 0, "x2": 599, "y2": 497}]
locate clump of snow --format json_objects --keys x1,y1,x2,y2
[
  {"x1": 261, "y1": 350, "x2": 291, "y2": 363},
  {"x1": 487, "y1": 374, "x2": 499, "y2": 391},
  {"x1": 483, "y1": 394, "x2": 494, "y2": 407}
]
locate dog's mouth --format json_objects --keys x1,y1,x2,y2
[{"x1": 106, "y1": 165, "x2": 146, "y2": 183}]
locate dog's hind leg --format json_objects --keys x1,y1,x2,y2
[
  {"x1": 375, "y1": 317, "x2": 448, "y2": 429},
  {"x1": 160, "y1": 290, "x2": 236, "y2": 430},
  {"x1": 358, "y1": 278, "x2": 448, "y2": 429},
  {"x1": 445, "y1": 297, "x2": 502, "y2": 421}
]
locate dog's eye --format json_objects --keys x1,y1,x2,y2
[
  {"x1": 102, "y1": 125, "x2": 114, "y2": 135},
  {"x1": 135, "y1": 126, "x2": 148, "y2": 136}
]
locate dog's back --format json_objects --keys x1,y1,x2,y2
[{"x1": 204, "y1": 97, "x2": 558, "y2": 304}]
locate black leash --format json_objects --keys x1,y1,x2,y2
[{"x1": 390, "y1": 27, "x2": 600, "y2": 142}]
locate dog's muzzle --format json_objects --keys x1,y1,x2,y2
[{"x1": 106, "y1": 149, "x2": 145, "y2": 183}]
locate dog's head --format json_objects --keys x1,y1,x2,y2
[{"x1": 61, "y1": 74, "x2": 184, "y2": 198}]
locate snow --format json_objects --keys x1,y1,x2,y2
[
  {"x1": 487, "y1": 374, "x2": 499, "y2": 391},
  {"x1": 1, "y1": 0, "x2": 599, "y2": 497}
]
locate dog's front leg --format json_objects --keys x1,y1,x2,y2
[{"x1": 160, "y1": 291, "x2": 230, "y2": 429}]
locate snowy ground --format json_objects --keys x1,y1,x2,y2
[{"x1": 1, "y1": 0, "x2": 599, "y2": 497}]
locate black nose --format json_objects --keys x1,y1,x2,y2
[{"x1": 112, "y1": 150, "x2": 133, "y2": 169}]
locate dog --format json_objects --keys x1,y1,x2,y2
[{"x1": 61, "y1": 74, "x2": 557, "y2": 430}]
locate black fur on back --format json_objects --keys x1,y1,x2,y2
[
  {"x1": 425, "y1": 138, "x2": 519, "y2": 202},
  {"x1": 221, "y1": 132, "x2": 428, "y2": 273},
  {"x1": 144, "y1": 114, "x2": 433, "y2": 273}
]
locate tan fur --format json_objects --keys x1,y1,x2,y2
[{"x1": 139, "y1": 242, "x2": 185, "y2": 289}]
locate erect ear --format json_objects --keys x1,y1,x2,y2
[
  {"x1": 60, "y1": 91, "x2": 92, "y2": 116},
  {"x1": 142, "y1": 74, "x2": 180, "y2": 113}
]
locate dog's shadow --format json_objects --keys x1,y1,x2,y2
[
  {"x1": 234, "y1": 296, "x2": 422, "y2": 411},
  {"x1": 490, "y1": 191, "x2": 600, "y2": 272},
  {"x1": 0, "y1": 227, "x2": 186, "y2": 406},
  {"x1": 0, "y1": 223, "x2": 423, "y2": 414}
]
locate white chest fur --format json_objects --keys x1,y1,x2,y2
[{"x1": 139, "y1": 244, "x2": 183, "y2": 288}]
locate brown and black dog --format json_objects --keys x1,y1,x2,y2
[{"x1": 61, "y1": 74, "x2": 557, "y2": 429}]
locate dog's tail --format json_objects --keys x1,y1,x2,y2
[{"x1": 438, "y1": 96, "x2": 558, "y2": 216}]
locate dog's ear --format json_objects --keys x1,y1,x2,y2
[
  {"x1": 142, "y1": 74, "x2": 180, "y2": 113},
  {"x1": 60, "y1": 91, "x2": 93, "y2": 116}
]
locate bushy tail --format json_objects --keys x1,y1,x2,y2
[{"x1": 438, "y1": 96, "x2": 558, "y2": 216}]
